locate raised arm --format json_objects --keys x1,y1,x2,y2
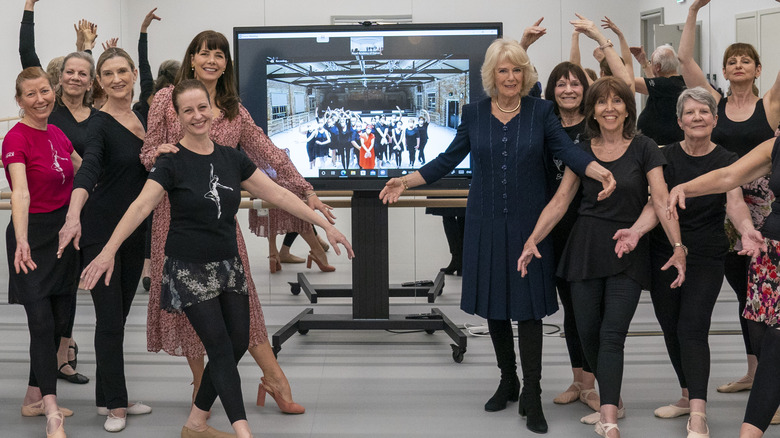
[
  {"x1": 571, "y1": 13, "x2": 634, "y2": 92},
  {"x1": 630, "y1": 46, "x2": 654, "y2": 80},
  {"x1": 137, "y1": 8, "x2": 160, "y2": 109},
  {"x1": 762, "y1": 69, "x2": 780, "y2": 131},
  {"x1": 668, "y1": 137, "x2": 775, "y2": 218},
  {"x1": 20, "y1": 0, "x2": 41, "y2": 69},
  {"x1": 75, "y1": 19, "x2": 97, "y2": 52},
  {"x1": 519, "y1": 17, "x2": 547, "y2": 52},
  {"x1": 601, "y1": 16, "x2": 636, "y2": 83},
  {"x1": 678, "y1": 0, "x2": 719, "y2": 101},
  {"x1": 569, "y1": 31, "x2": 582, "y2": 66}
]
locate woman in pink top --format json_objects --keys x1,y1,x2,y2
[
  {"x1": 142, "y1": 30, "x2": 334, "y2": 413},
  {"x1": 3, "y1": 67, "x2": 82, "y2": 438}
]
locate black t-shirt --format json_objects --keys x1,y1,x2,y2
[
  {"x1": 637, "y1": 75, "x2": 686, "y2": 146},
  {"x1": 578, "y1": 135, "x2": 666, "y2": 223},
  {"x1": 761, "y1": 137, "x2": 780, "y2": 240},
  {"x1": 149, "y1": 143, "x2": 257, "y2": 263},
  {"x1": 650, "y1": 142, "x2": 738, "y2": 264}
]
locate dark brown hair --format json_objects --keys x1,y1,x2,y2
[
  {"x1": 175, "y1": 30, "x2": 239, "y2": 120},
  {"x1": 172, "y1": 79, "x2": 211, "y2": 113},
  {"x1": 584, "y1": 76, "x2": 637, "y2": 140},
  {"x1": 544, "y1": 62, "x2": 589, "y2": 116}
]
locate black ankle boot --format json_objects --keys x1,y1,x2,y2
[
  {"x1": 440, "y1": 256, "x2": 462, "y2": 276},
  {"x1": 519, "y1": 382, "x2": 548, "y2": 434},
  {"x1": 484, "y1": 374, "x2": 520, "y2": 412}
]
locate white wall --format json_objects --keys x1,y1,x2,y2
[
  {"x1": 636, "y1": 0, "x2": 780, "y2": 95},
  {"x1": 6, "y1": 0, "x2": 780, "y2": 119},
  {"x1": 1, "y1": 0, "x2": 640, "y2": 120}
]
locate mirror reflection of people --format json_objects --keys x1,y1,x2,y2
[
  {"x1": 417, "y1": 110, "x2": 430, "y2": 165},
  {"x1": 381, "y1": 38, "x2": 616, "y2": 435},
  {"x1": 80, "y1": 79, "x2": 353, "y2": 438}
]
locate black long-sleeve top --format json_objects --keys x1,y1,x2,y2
[
  {"x1": 73, "y1": 111, "x2": 148, "y2": 246},
  {"x1": 19, "y1": 9, "x2": 96, "y2": 156},
  {"x1": 132, "y1": 32, "x2": 154, "y2": 123}
]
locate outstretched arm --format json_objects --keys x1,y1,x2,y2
[
  {"x1": 79, "y1": 180, "x2": 165, "y2": 289},
  {"x1": 668, "y1": 138, "x2": 774, "y2": 219},
  {"x1": 242, "y1": 169, "x2": 354, "y2": 258}
]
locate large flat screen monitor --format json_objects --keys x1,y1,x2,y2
[{"x1": 234, "y1": 22, "x2": 501, "y2": 190}]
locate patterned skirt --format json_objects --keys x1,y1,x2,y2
[
  {"x1": 160, "y1": 255, "x2": 248, "y2": 313},
  {"x1": 746, "y1": 237, "x2": 780, "y2": 326}
]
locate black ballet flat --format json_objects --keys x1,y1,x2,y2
[
  {"x1": 57, "y1": 363, "x2": 89, "y2": 384},
  {"x1": 142, "y1": 276, "x2": 151, "y2": 291}
]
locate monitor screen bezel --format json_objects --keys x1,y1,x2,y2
[{"x1": 233, "y1": 22, "x2": 502, "y2": 191}]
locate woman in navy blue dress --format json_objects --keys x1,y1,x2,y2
[{"x1": 380, "y1": 38, "x2": 615, "y2": 434}]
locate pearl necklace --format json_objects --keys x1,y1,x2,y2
[{"x1": 495, "y1": 98, "x2": 521, "y2": 113}]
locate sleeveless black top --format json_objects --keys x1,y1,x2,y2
[{"x1": 711, "y1": 98, "x2": 776, "y2": 158}]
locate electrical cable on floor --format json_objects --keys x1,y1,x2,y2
[{"x1": 462, "y1": 322, "x2": 563, "y2": 337}]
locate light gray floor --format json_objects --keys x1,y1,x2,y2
[{"x1": 0, "y1": 207, "x2": 765, "y2": 437}]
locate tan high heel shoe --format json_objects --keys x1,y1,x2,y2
[
  {"x1": 46, "y1": 410, "x2": 66, "y2": 438},
  {"x1": 268, "y1": 254, "x2": 282, "y2": 273},
  {"x1": 307, "y1": 252, "x2": 335, "y2": 272},
  {"x1": 257, "y1": 377, "x2": 305, "y2": 414}
]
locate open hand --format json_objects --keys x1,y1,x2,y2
[
  {"x1": 379, "y1": 178, "x2": 404, "y2": 204},
  {"x1": 324, "y1": 226, "x2": 355, "y2": 259},
  {"x1": 661, "y1": 250, "x2": 686, "y2": 288},
  {"x1": 601, "y1": 16, "x2": 623, "y2": 36},
  {"x1": 517, "y1": 241, "x2": 542, "y2": 277},
  {"x1": 141, "y1": 7, "x2": 161, "y2": 33},
  {"x1": 14, "y1": 241, "x2": 37, "y2": 274},
  {"x1": 80, "y1": 250, "x2": 115, "y2": 290},
  {"x1": 57, "y1": 217, "x2": 81, "y2": 259},
  {"x1": 520, "y1": 17, "x2": 547, "y2": 50},
  {"x1": 613, "y1": 228, "x2": 640, "y2": 258},
  {"x1": 739, "y1": 229, "x2": 767, "y2": 258},
  {"x1": 101, "y1": 38, "x2": 119, "y2": 51},
  {"x1": 307, "y1": 194, "x2": 336, "y2": 224}
]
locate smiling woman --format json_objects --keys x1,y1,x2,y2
[
  {"x1": 380, "y1": 38, "x2": 617, "y2": 436},
  {"x1": 2, "y1": 67, "x2": 83, "y2": 438},
  {"x1": 57, "y1": 47, "x2": 152, "y2": 433}
]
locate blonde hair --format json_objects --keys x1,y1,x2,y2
[{"x1": 481, "y1": 39, "x2": 538, "y2": 98}]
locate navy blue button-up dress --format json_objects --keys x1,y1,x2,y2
[{"x1": 419, "y1": 97, "x2": 593, "y2": 321}]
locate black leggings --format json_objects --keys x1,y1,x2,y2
[
  {"x1": 743, "y1": 320, "x2": 780, "y2": 431},
  {"x1": 571, "y1": 274, "x2": 642, "y2": 406},
  {"x1": 724, "y1": 252, "x2": 753, "y2": 355},
  {"x1": 418, "y1": 138, "x2": 427, "y2": 164},
  {"x1": 83, "y1": 229, "x2": 145, "y2": 409},
  {"x1": 186, "y1": 292, "x2": 250, "y2": 424},
  {"x1": 24, "y1": 294, "x2": 74, "y2": 395},
  {"x1": 650, "y1": 256, "x2": 723, "y2": 401},
  {"x1": 282, "y1": 226, "x2": 318, "y2": 248}
]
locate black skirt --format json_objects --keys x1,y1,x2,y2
[{"x1": 5, "y1": 205, "x2": 79, "y2": 304}]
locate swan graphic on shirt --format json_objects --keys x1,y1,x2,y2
[
  {"x1": 49, "y1": 140, "x2": 67, "y2": 184},
  {"x1": 204, "y1": 163, "x2": 233, "y2": 219}
]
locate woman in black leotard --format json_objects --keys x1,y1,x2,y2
[{"x1": 680, "y1": 0, "x2": 780, "y2": 396}]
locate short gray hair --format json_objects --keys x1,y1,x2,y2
[
  {"x1": 651, "y1": 45, "x2": 679, "y2": 75},
  {"x1": 676, "y1": 86, "x2": 717, "y2": 119}
]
